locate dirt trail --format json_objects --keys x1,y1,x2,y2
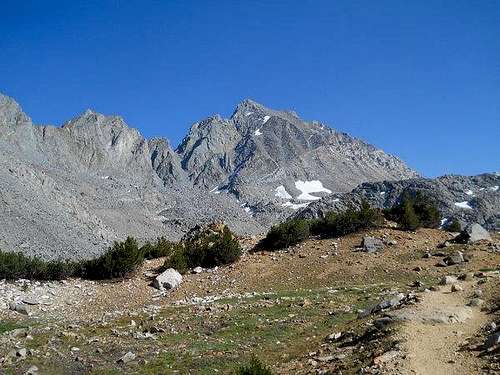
[{"x1": 387, "y1": 280, "x2": 488, "y2": 375}]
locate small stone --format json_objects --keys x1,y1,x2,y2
[
  {"x1": 451, "y1": 284, "x2": 463, "y2": 292},
  {"x1": 192, "y1": 266, "x2": 203, "y2": 274},
  {"x1": 326, "y1": 332, "x2": 342, "y2": 341},
  {"x1": 9, "y1": 302, "x2": 30, "y2": 315},
  {"x1": 473, "y1": 289, "x2": 483, "y2": 297},
  {"x1": 468, "y1": 298, "x2": 484, "y2": 307},
  {"x1": 25, "y1": 365, "x2": 39, "y2": 375},
  {"x1": 440, "y1": 276, "x2": 458, "y2": 285},
  {"x1": 117, "y1": 351, "x2": 136, "y2": 364}
]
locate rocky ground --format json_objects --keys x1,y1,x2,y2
[{"x1": 0, "y1": 227, "x2": 499, "y2": 374}]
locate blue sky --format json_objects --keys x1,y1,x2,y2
[{"x1": 1, "y1": 0, "x2": 499, "y2": 177}]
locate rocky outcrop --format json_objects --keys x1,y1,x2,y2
[
  {"x1": 296, "y1": 174, "x2": 500, "y2": 231},
  {"x1": 454, "y1": 223, "x2": 492, "y2": 243}
]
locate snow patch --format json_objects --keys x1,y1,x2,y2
[
  {"x1": 465, "y1": 189, "x2": 474, "y2": 196},
  {"x1": 454, "y1": 201, "x2": 473, "y2": 210},
  {"x1": 245, "y1": 112, "x2": 253, "y2": 116},
  {"x1": 440, "y1": 218, "x2": 449, "y2": 228},
  {"x1": 490, "y1": 185, "x2": 499, "y2": 192},
  {"x1": 275, "y1": 185, "x2": 292, "y2": 200},
  {"x1": 262, "y1": 115, "x2": 270, "y2": 124},
  {"x1": 254, "y1": 128, "x2": 262, "y2": 136},
  {"x1": 380, "y1": 191, "x2": 386, "y2": 195},
  {"x1": 295, "y1": 180, "x2": 332, "y2": 201},
  {"x1": 282, "y1": 202, "x2": 310, "y2": 210}
]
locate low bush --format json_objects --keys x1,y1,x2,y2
[
  {"x1": 447, "y1": 218, "x2": 462, "y2": 232},
  {"x1": 311, "y1": 201, "x2": 383, "y2": 238},
  {"x1": 0, "y1": 250, "x2": 77, "y2": 280},
  {"x1": 235, "y1": 356, "x2": 273, "y2": 375},
  {"x1": 384, "y1": 191, "x2": 440, "y2": 230},
  {"x1": 79, "y1": 237, "x2": 144, "y2": 279},
  {"x1": 261, "y1": 219, "x2": 310, "y2": 251},
  {"x1": 164, "y1": 226, "x2": 242, "y2": 273},
  {"x1": 141, "y1": 237, "x2": 175, "y2": 259}
]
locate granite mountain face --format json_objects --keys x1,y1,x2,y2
[{"x1": 0, "y1": 93, "x2": 417, "y2": 259}]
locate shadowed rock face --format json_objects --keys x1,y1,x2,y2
[
  {"x1": 295, "y1": 173, "x2": 500, "y2": 231},
  {"x1": 0, "y1": 93, "x2": 417, "y2": 259}
]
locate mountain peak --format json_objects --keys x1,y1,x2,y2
[
  {"x1": 0, "y1": 92, "x2": 31, "y2": 126},
  {"x1": 231, "y1": 99, "x2": 268, "y2": 118}
]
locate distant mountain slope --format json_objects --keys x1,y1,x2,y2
[
  {"x1": 0, "y1": 92, "x2": 417, "y2": 259},
  {"x1": 295, "y1": 173, "x2": 500, "y2": 231}
]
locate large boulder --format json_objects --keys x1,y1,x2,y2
[
  {"x1": 454, "y1": 223, "x2": 491, "y2": 243},
  {"x1": 361, "y1": 236, "x2": 385, "y2": 253},
  {"x1": 153, "y1": 269, "x2": 182, "y2": 291}
]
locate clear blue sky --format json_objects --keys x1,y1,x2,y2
[{"x1": 1, "y1": 0, "x2": 499, "y2": 177}]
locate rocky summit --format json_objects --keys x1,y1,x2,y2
[{"x1": 0, "y1": 93, "x2": 416, "y2": 259}]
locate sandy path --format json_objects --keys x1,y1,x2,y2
[{"x1": 386, "y1": 281, "x2": 487, "y2": 375}]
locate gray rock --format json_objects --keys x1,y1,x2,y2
[
  {"x1": 9, "y1": 302, "x2": 30, "y2": 315},
  {"x1": 192, "y1": 266, "x2": 203, "y2": 274},
  {"x1": 468, "y1": 298, "x2": 484, "y2": 307},
  {"x1": 440, "y1": 276, "x2": 458, "y2": 285},
  {"x1": 152, "y1": 269, "x2": 182, "y2": 291},
  {"x1": 444, "y1": 251, "x2": 465, "y2": 266},
  {"x1": 117, "y1": 351, "x2": 136, "y2": 364},
  {"x1": 454, "y1": 223, "x2": 492, "y2": 243},
  {"x1": 25, "y1": 365, "x2": 39, "y2": 375},
  {"x1": 451, "y1": 284, "x2": 463, "y2": 292},
  {"x1": 361, "y1": 236, "x2": 385, "y2": 253}
]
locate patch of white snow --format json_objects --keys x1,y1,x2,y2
[
  {"x1": 245, "y1": 112, "x2": 253, "y2": 116},
  {"x1": 465, "y1": 189, "x2": 474, "y2": 196},
  {"x1": 262, "y1": 115, "x2": 270, "y2": 124},
  {"x1": 275, "y1": 185, "x2": 292, "y2": 200},
  {"x1": 454, "y1": 201, "x2": 473, "y2": 210},
  {"x1": 254, "y1": 129, "x2": 262, "y2": 136},
  {"x1": 490, "y1": 185, "x2": 499, "y2": 192},
  {"x1": 295, "y1": 180, "x2": 332, "y2": 201}
]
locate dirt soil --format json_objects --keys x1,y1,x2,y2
[{"x1": 0, "y1": 227, "x2": 499, "y2": 374}]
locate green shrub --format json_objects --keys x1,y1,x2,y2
[
  {"x1": 0, "y1": 250, "x2": 77, "y2": 280},
  {"x1": 311, "y1": 201, "x2": 383, "y2": 238},
  {"x1": 384, "y1": 191, "x2": 440, "y2": 230},
  {"x1": 236, "y1": 356, "x2": 273, "y2": 375},
  {"x1": 164, "y1": 245, "x2": 189, "y2": 274},
  {"x1": 164, "y1": 226, "x2": 242, "y2": 273},
  {"x1": 447, "y1": 218, "x2": 461, "y2": 232},
  {"x1": 80, "y1": 237, "x2": 144, "y2": 279},
  {"x1": 141, "y1": 237, "x2": 175, "y2": 259},
  {"x1": 261, "y1": 219, "x2": 310, "y2": 250}
]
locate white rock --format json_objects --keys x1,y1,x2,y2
[{"x1": 153, "y1": 269, "x2": 182, "y2": 291}]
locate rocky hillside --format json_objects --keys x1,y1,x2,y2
[
  {"x1": 296, "y1": 173, "x2": 500, "y2": 231},
  {"x1": 0, "y1": 93, "x2": 416, "y2": 259}
]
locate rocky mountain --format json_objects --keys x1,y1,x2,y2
[
  {"x1": 0, "y1": 93, "x2": 417, "y2": 259},
  {"x1": 295, "y1": 173, "x2": 500, "y2": 231}
]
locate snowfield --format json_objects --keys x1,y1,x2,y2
[
  {"x1": 295, "y1": 180, "x2": 332, "y2": 201},
  {"x1": 254, "y1": 129, "x2": 262, "y2": 136},
  {"x1": 274, "y1": 185, "x2": 292, "y2": 200},
  {"x1": 454, "y1": 201, "x2": 473, "y2": 210}
]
